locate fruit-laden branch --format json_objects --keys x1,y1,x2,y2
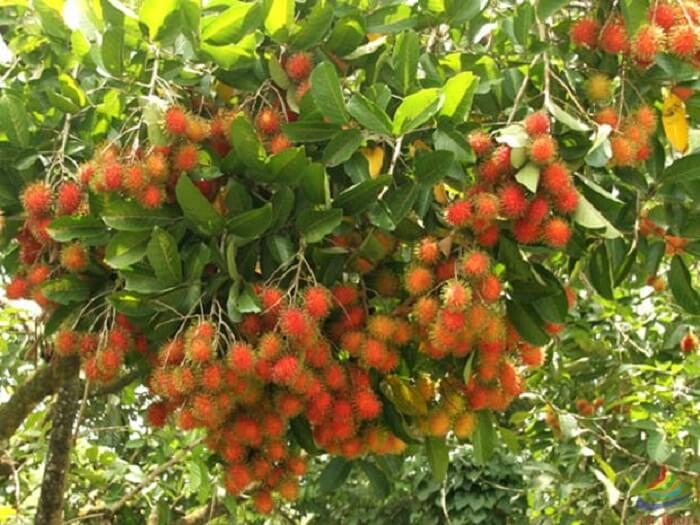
[
  {"x1": 174, "y1": 501, "x2": 228, "y2": 525},
  {"x1": 34, "y1": 356, "x2": 81, "y2": 525},
  {"x1": 0, "y1": 365, "x2": 56, "y2": 442}
]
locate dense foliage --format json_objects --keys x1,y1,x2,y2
[{"x1": 0, "y1": 0, "x2": 699, "y2": 523}]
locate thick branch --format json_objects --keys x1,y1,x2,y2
[
  {"x1": 175, "y1": 501, "x2": 228, "y2": 525},
  {"x1": 34, "y1": 356, "x2": 81, "y2": 525},
  {"x1": 0, "y1": 366, "x2": 56, "y2": 442}
]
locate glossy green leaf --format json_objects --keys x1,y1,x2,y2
[
  {"x1": 282, "y1": 120, "x2": 341, "y2": 142},
  {"x1": 515, "y1": 163, "x2": 540, "y2": 193},
  {"x1": 439, "y1": 71, "x2": 478, "y2": 122},
  {"x1": 310, "y1": 62, "x2": 348, "y2": 124},
  {"x1": 536, "y1": 0, "x2": 568, "y2": 19},
  {"x1": 175, "y1": 175, "x2": 225, "y2": 235},
  {"x1": 104, "y1": 231, "x2": 150, "y2": 269},
  {"x1": 230, "y1": 113, "x2": 266, "y2": 170},
  {"x1": 147, "y1": 227, "x2": 182, "y2": 286},
  {"x1": 290, "y1": 416, "x2": 321, "y2": 455},
  {"x1": 425, "y1": 438, "x2": 449, "y2": 481},
  {"x1": 108, "y1": 292, "x2": 153, "y2": 317},
  {"x1": 101, "y1": 27, "x2": 124, "y2": 77},
  {"x1": 546, "y1": 100, "x2": 590, "y2": 132},
  {"x1": 264, "y1": 0, "x2": 293, "y2": 38},
  {"x1": 326, "y1": 16, "x2": 365, "y2": 56},
  {"x1": 473, "y1": 412, "x2": 496, "y2": 465},
  {"x1": 507, "y1": 300, "x2": 551, "y2": 346},
  {"x1": 573, "y1": 193, "x2": 620, "y2": 238},
  {"x1": 661, "y1": 152, "x2": 700, "y2": 186},
  {"x1": 47, "y1": 216, "x2": 107, "y2": 244},
  {"x1": 227, "y1": 203, "x2": 273, "y2": 238},
  {"x1": 201, "y1": 1, "x2": 262, "y2": 45},
  {"x1": 300, "y1": 163, "x2": 329, "y2": 205},
  {"x1": 318, "y1": 457, "x2": 352, "y2": 494},
  {"x1": 138, "y1": 0, "x2": 178, "y2": 41},
  {"x1": 392, "y1": 31, "x2": 419, "y2": 95},
  {"x1": 200, "y1": 33, "x2": 260, "y2": 70},
  {"x1": 414, "y1": 150, "x2": 455, "y2": 185},
  {"x1": 101, "y1": 197, "x2": 178, "y2": 231},
  {"x1": 359, "y1": 461, "x2": 390, "y2": 498},
  {"x1": 289, "y1": 3, "x2": 333, "y2": 50},
  {"x1": 393, "y1": 88, "x2": 443, "y2": 135},
  {"x1": 0, "y1": 94, "x2": 30, "y2": 146},
  {"x1": 334, "y1": 175, "x2": 392, "y2": 215},
  {"x1": 669, "y1": 256, "x2": 700, "y2": 314},
  {"x1": 588, "y1": 243, "x2": 614, "y2": 300},
  {"x1": 646, "y1": 429, "x2": 672, "y2": 463},
  {"x1": 323, "y1": 129, "x2": 363, "y2": 167},
  {"x1": 42, "y1": 276, "x2": 92, "y2": 305},
  {"x1": 620, "y1": 0, "x2": 649, "y2": 35},
  {"x1": 296, "y1": 208, "x2": 343, "y2": 243},
  {"x1": 346, "y1": 93, "x2": 393, "y2": 135}
]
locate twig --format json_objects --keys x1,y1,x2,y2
[
  {"x1": 507, "y1": 54, "x2": 541, "y2": 125},
  {"x1": 620, "y1": 463, "x2": 649, "y2": 524}
]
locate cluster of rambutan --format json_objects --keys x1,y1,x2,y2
[
  {"x1": 53, "y1": 314, "x2": 148, "y2": 383},
  {"x1": 594, "y1": 105, "x2": 658, "y2": 167},
  {"x1": 637, "y1": 209, "x2": 690, "y2": 257},
  {"x1": 450, "y1": 112, "x2": 576, "y2": 249},
  {"x1": 571, "y1": 3, "x2": 700, "y2": 68},
  {"x1": 144, "y1": 284, "x2": 408, "y2": 513},
  {"x1": 406, "y1": 237, "x2": 546, "y2": 419},
  {"x1": 4, "y1": 178, "x2": 92, "y2": 308}
]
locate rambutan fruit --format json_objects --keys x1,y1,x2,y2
[
  {"x1": 146, "y1": 402, "x2": 169, "y2": 428},
  {"x1": 185, "y1": 116, "x2": 210, "y2": 143},
  {"x1": 570, "y1": 17, "x2": 599, "y2": 48},
  {"x1": 668, "y1": 24, "x2": 698, "y2": 58},
  {"x1": 173, "y1": 143, "x2": 199, "y2": 172},
  {"x1": 164, "y1": 106, "x2": 188, "y2": 135},
  {"x1": 122, "y1": 164, "x2": 147, "y2": 194},
  {"x1": 435, "y1": 257, "x2": 457, "y2": 281},
  {"x1": 285, "y1": 52, "x2": 313, "y2": 83},
  {"x1": 188, "y1": 336, "x2": 213, "y2": 362},
  {"x1": 353, "y1": 389, "x2": 382, "y2": 420},
  {"x1": 98, "y1": 347, "x2": 124, "y2": 373},
  {"x1": 680, "y1": 332, "x2": 698, "y2": 353},
  {"x1": 60, "y1": 242, "x2": 88, "y2": 272},
  {"x1": 524, "y1": 112, "x2": 550, "y2": 136},
  {"x1": 599, "y1": 18, "x2": 629, "y2": 54},
  {"x1": 525, "y1": 196, "x2": 549, "y2": 225},
  {"x1": 253, "y1": 490, "x2": 274, "y2": 514},
  {"x1": 477, "y1": 158, "x2": 502, "y2": 184},
  {"x1": 631, "y1": 24, "x2": 665, "y2": 63},
  {"x1": 492, "y1": 145, "x2": 512, "y2": 173},
  {"x1": 498, "y1": 183, "x2": 528, "y2": 218},
  {"x1": 478, "y1": 274, "x2": 502, "y2": 302},
  {"x1": 262, "y1": 412, "x2": 286, "y2": 438},
  {"x1": 268, "y1": 133, "x2": 292, "y2": 155},
  {"x1": 260, "y1": 286, "x2": 286, "y2": 314},
  {"x1": 78, "y1": 164, "x2": 95, "y2": 186},
  {"x1": 271, "y1": 355, "x2": 300, "y2": 385},
  {"x1": 476, "y1": 225, "x2": 500, "y2": 248},
  {"x1": 280, "y1": 307, "x2": 312, "y2": 339},
  {"x1": 233, "y1": 415, "x2": 262, "y2": 446},
  {"x1": 440, "y1": 309, "x2": 466, "y2": 331},
  {"x1": 404, "y1": 265, "x2": 434, "y2": 296},
  {"x1": 331, "y1": 283, "x2": 359, "y2": 307},
  {"x1": 101, "y1": 163, "x2": 122, "y2": 191},
  {"x1": 441, "y1": 280, "x2": 472, "y2": 311},
  {"x1": 21, "y1": 181, "x2": 52, "y2": 217},
  {"x1": 255, "y1": 108, "x2": 281, "y2": 136},
  {"x1": 286, "y1": 455, "x2": 307, "y2": 477},
  {"x1": 542, "y1": 217, "x2": 571, "y2": 248},
  {"x1": 305, "y1": 339, "x2": 331, "y2": 368},
  {"x1": 634, "y1": 105, "x2": 657, "y2": 134},
  {"x1": 553, "y1": 185, "x2": 579, "y2": 215},
  {"x1": 79, "y1": 333, "x2": 99, "y2": 356},
  {"x1": 370, "y1": 268, "x2": 400, "y2": 296},
  {"x1": 445, "y1": 199, "x2": 472, "y2": 227},
  {"x1": 595, "y1": 107, "x2": 621, "y2": 129},
  {"x1": 225, "y1": 463, "x2": 251, "y2": 495},
  {"x1": 426, "y1": 409, "x2": 451, "y2": 438},
  {"x1": 610, "y1": 136, "x2": 637, "y2": 166},
  {"x1": 276, "y1": 392, "x2": 304, "y2": 418},
  {"x1": 27, "y1": 264, "x2": 51, "y2": 287},
  {"x1": 540, "y1": 161, "x2": 571, "y2": 195},
  {"x1": 228, "y1": 342, "x2": 255, "y2": 374},
  {"x1": 145, "y1": 152, "x2": 169, "y2": 181},
  {"x1": 520, "y1": 343, "x2": 545, "y2": 367},
  {"x1": 461, "y1": 250, "x2": 490, "y2": 279},
  {"x1": 303, "y1": 285, "x2": 332, "y2": 319},
  {"x1": 367, "y1": 315, "x2": 397, "y2": 341},
  {"x1": 54, "y1": 329, "x2": 78, "y2": 356},
  {"x1": 499, "y1": 361, "x2": 523, "y2": 396},
  {"x1": 648, "y1": 2, "x2": 676, "y2": 31},
  {"x1": 278, "y1": 477, "x2": 300, "y2": 501},
  {"x1": 472, "y1": 191, "x2": 500, "y2": 222},
  {"x1": 137, "y1": 184, "x2": 165, "y2": 209},
  {"x1": 585, "y1": 73, "x2": 613, "y2": 102},
  {"x1": 362, "y1": 338, "x2": 389, "y2": 369},
  {"x1": 413, "y1": 296, "x2": 439, "y2": 326},
  {"x1": 340, "y1": 304, "x2": 366, "y2": 330},
  {"x1": 107, "y1": 328, "x2": 131, "y2": 354},
  {"x1": 56, "y1": 181, "x2": 82, "y2": 215},
  {"x1": 202, "y1": 363, "x2": 224, "y2": 391},
  {"x1": 529, "y1": 135, "x2": 558, "y2": 165},
  {"x1": 415, "y1": 236, "x2": 441, "y2": 265},
  {"x1": 158, "y1": 337, "x2": 185, "y2": 365},
  {"x1": 453, "y1": 412, "x2": 476, "y2": 439},
  {"x1": 513, "y1": 218, "x2": 540, "y2": 244},
  {"x1": 467, "y1": 130, "x2": 493, "y2": 157}
]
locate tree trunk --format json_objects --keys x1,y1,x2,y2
[{"x1": 34, "y1": 357, "x2": 81, "y2": 525}]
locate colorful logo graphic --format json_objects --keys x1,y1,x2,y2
[{"x1": 635, "y1": 466, "x2": 693, "y2": 512}]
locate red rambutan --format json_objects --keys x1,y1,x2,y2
[
  {"x1": 56, "y1": 181, "x2": 82, "y2": 215},
  {"x1": 285, "y1": 52, "x2": 313, "y2": 83},
  {"x1": 256, "y1": 108, "x2": 281, "y2": 136},
  {"x1": 542, "y1": 217, "x2": 572, "y2": 248},
  {"x1": 467, "y1": 130, "x2": 493, "y2": 157},
  {"x1": 60, "y1": 242, "x2": 88, "y2": 272},
  {"x1": 529, "y1": 135, "x2": 558, "y2": 165},
  {"x1": 164, "y1": 106, "x2": 187, "y2": 135},
  {"x1": 524, "y1": 112, "x2": 550, "y2": 136},
  {"x1": 21, "y1": 181, "x2": 52, "y2": 217},
  {"x1": 173, "y1": 143, "x2": 199, "y2": 172},
  {"x1": 570, "y1": 18, "x2": 599, "y2": 48},
  {"x1": 404, "y1": 265, "x2": 434, "y2": 296}
]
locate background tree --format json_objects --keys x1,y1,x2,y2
[{"x1": 0, "y1": 0, "x2": 699, "y2": 523}]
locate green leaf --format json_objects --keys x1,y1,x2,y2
[
  {"x1": 620, "y1": 0, "x2": 649, "y2": 35},
  {"x1": 545, "y1": 100, "x2": 590, "y2": 132},
  {"x1": 289, "y1": 3, "x2": 333, "y2": 50},
  {"x1": 445, "y1": 0, "x2": 483, "y2": 23},
  {"x1": 661, "y1": 152, "x2": 700, "y2": 186},
  {"x1": 58, "y1": 73, "x2": 87, "y2": 107},
  {"x1": 267, "y1": 53, "x2": 290, "y2": 89},
  {"x1": 385, "y1": 182, "x2": 419, "y2": 224},
  {"x1": 347, "y1": 93, "x2": 393, "y2": 135},
  {"x1": 290, "y1": 416, "x2": 321, "y2": 455},
  {"x1": 270, "y1": 187, "x2": 295, "y2": 229},
  {"x1": 536, "y1": 0, "x2": 568, "y2": 19},
  {"x1": 647, "y1": 430, "x2": 672, "y2": 462},
  {"x1": 588, "y1": 243, "x2": 614, "y2": 300},
  {"x1": 392, "y1": 31, "x2": 419, "y2": 95},
  {"x1": 47, "y1": 216, "x2": 107, "y2": 244},
  {"x1": 266, "y1": 235, "x2": 294, "y2": 264},
  {"x1": 227, "y1": 203, "x2": 273, "y2": 238},
  {"x1": 334, "y1": 175, "x2": 392, "y2": 215},
  {"x1": 669, "y1": 256, "x2": 700, "y2": 314},
  {"x1": 393, "y1": 88, "x2": 443, "y2": 135},
  {"x1": 138, "y1": 0, "x2": 178, "y2": 41},
  {"x1": 573, "y1": 193, "x2": 620, "y2": 238},
  {"x1": 425, "y1": 437, "x2": 449, "y2": 481},
  {"x1": 318, "y1": 457, "x2": 352, "y2": 494},
  {"x1": 101, "y1": 198, "x2": 178, "y2": 231},
  {"x1": 515, "y1": 163, "x2": 540, "y2": 193},
  {"x1": 200, "y1": 33, "x2": 260, "y2": 70},
  {"x1": 414, "y1": 150, "x2": 455, "y2": 186},
  {"x1": 201, "y1": 1, "x2": 262, "y2": 45},
  {"x1": 42, "y1": 276, "x2": 91, "y2": 305},
  {"x1": 439, "y1": 72, "x2": 478, "y2": 122},
  {"x1": 296, "y1": 208, "x2": 343, "y2": 244},
  {"x1": 104, "y1": 231, "x2": 150, "y2": 269},
  {"x1": 507, "y1": 300, "x2": 551, "y2": 346},
  {"x1": 230, "y1": 114, "x2": 266, "y2": 169},
  {"x1": 0, "y1": 94, "x2": 30, "y2": 146},
  {"x1": 310, "y1": 62, "x2": 348, "y2": 124},
  {"x1": 300, "y1": 162, "x2": 329, "y2": 205},
  {"x1": 101, "y1": 27, "x2": 124, "y2": 77},
  {"x1": 264, "y1": 0, "x2": 293, "y2": 38},
  {"x1": 282, "y1": 120, "x2": 342, "y2": 142},
  {"x1": 326, "y1": 16, "x2": 365, "y2": 56},
  {"x1": 147, "y1": 227, "x2": 182, "y2": 286},
  {"x1": 359, "y1": 461, "x2": 390, "y2": 498},
  {"x1": 175, "y1": 175, "x2": 225, "y2": 235},
  {"x1": 592, "y1": 468, "x2": 621, "y2": 507},
  {"x1": 473, "y1": 412, "x2": 496, "y2": 465},
  {"x1": 108, "y1": 292, "x2": 153, "y2": 317},
  {"x1": 323, "y1": 129, "x2": 363, "y2": 167}
]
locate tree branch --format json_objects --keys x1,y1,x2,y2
[
  {"x1": 0, "y1": 365, "x2": 56, "y2": 442},
  {"x1": 35, "y1": 356, "x2": 81, "y2": 525},
  {"x1": 175, "y1": 501, "x2": 228, "y2": 525}
]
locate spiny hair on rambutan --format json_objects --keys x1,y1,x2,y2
[
  {"x1": 413, "y1": 295, "x2": 439, "y2": 326},
  {"x1": 554, "y1": 185, "x2": 579, "y2": 215},
  {"x1": 201, "y1": 362, "x2": 225, "y2": 391},
  {"x1": 453, "y1": 412, "x2": 476, "y2": 439},
  {"x1": 122, "y1": 164, "x2": 148, "y2": 194},
  {"x1": 367, "y1": 314, "x2": 397, "y2": 341},
  {"x1": 146, "y1": 401, "x2": 170, "y2": 428},
  {"x1": 21, "y1": 181, "x2": 53, "y2": 217},
  {"x1": 631, "y1": 24, "x2": 665, "y2": 63},
  {"x1": 353, "y1": 388, "x2": 382, "y2": 420},
  {"x1": 138, "y1": 184, "x2": 165, "y2": 209},
  {"x1": 280, "y1": 307, "x2": 313, "y2": 339},
  {"x1": 54, "y1": 329, "x2": 78, "y2": 356},
  {"x1": 60, "y1": 242, "x2": 89, "y2": 272},
  {"x1": 585, "y1": 73, "x2": 613, "y2": 102},
  {"x1": 415, "y1": 236, "x2": 441, "y2": 265},
  {"x1": 668, "y1": 24, "x2": 698, "y2": 58},
  {"x1": 472, "y1": 191, "x2": 500, "y2": 222},
  {"x1": 56, "y1": 181, "x2": 82, "y2": 215},
  {"x1": 158, "y1": 337, "x2": 185, "y2": 365},
  {"x1": 478, "y1": 273, "x2": 502, "y2": 303},
  {"x1": 145, "y1": 152, "x2": 169, "y2": 181},
  {"x1": 529, "y1": 134, "x2": 558, "y2": 165},
  {"x1": 445, "y1": 199, "x2": 472, "y2": 227},
  {"x1": 441, "y1": 280, "x2": 472, "y2": 311},
  {"x1": 340, "y1": 304, "x2": 366, "y2": 330},
  {"x1": 173, "y1": 143, "x2": 199, "y2": 172},
  {"x1": 440, "y1": 309, "x2": 466, "y2": 331},
  {"x1": 278, "y1": 477, "x2": 300, "y2": 502},
  {"x1": 498, "y1": 183, "x2": 528, "y2": 218},
  {"x1": 268, "y1": 133, "x2": 293, "y2": 155},
  {"x1": 185, "y1": 115, "x2": 210, "y2": 143},
  {"x1": 164, "y1": 106, "x2": 188, "y2": 135},
  {"x1": 285, "y1": 52, "x2": 314, "y2": 83},
  {"x1": 403, "y1": 265, "x2": 434, "y2": 296},
  {"x1": 519, "y1": 343, "x2": 545, "y2": 367},
  {"x1": 595, "y1": 107, "x2": 621, "y2": 129},
  {"x1": 476, "y1": 225, "x2": 500, "y2": 248},
  {"x1": 370, "y1": 267, "x2": 400, "y2": 297},
  {"x1": 256, "y1": 107, "x2": 281, "y2": 136},
  {"x1": 540, "y1": 161, "x2": 571, "y2": 195},
  {"x1": 187, "y1": 336, "x2": 214, "y2": 362},
  {"x1": 271, "y1": 355, "x2": 301, "y2": 385},
  {"x1": 467, "y1": 130, "x2": 494, "y2": 158},
  {"x1": 526, "y1": 195, "x2": 550, "y2": 224},
  {"x1": 303, "y1": 285, "x2": 332, "y2": 319},
  {"x1": 499, "y1": 360, "x2": 523, "y2": 396},
  {"x1": 570, "y1": 17, "x2": 599, "y2": 48},
  {"x1": 260, "y1": 286, "x2": 287, "y2": 314},
  {"x1": 27, "y1": 264, "x2": 51, "y2": 287},
  {"x1": 461, "y1": 250, "x2": 491, "y2": 279},
  {"x1": 227, "y1": 341, "x2": 255, "y2": 374},
  {"x1": 426, "y1": 409, "x2": 451, "y2": 438},
  {"x1": 477, "y1": 158, "x2": 502, "y2": 185},
  {"x1": 107, "y1": 328, "x2": 131, "y2": 353},
  {"x1": 361, "y1": 338, "x2": 389, "y2": 369},
  {"x1": 276, "y1": 392, "x2": 305, "y2": 418},
  {"x1": 331, "y1": 282, "x2": 359, "y2": 307},
  {"x1": 648, "y1": 2, "x2": 675, "y2": 30},
  {"x1": 599, "y1": 18, "x2": 629, "y2": 54},
  {"x1": 233, "y1": 415, "x2": 263, "y2": 446},
  {"x1": 524, "y1": 112, "x2": 550, "y2": 136},
  {"x1": 610, "y1": 135, "x2": 637, "y2": 166}
]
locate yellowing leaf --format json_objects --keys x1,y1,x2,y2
[
  {"x1": 381, "y1": 375, "x2": 428, "y2": 416},
  {"x1": 0, "y1": 506, "x2": 17, "y2": 521},
  {"x1": 215, "y1": 81, "x2": 236, "y2": 102},
  {"x1": 360, "y1": 146, "x2": 385, "y2": 178},
  {"x1": 409, "y1": 139, "x2": 431, "y2": 157},
  {"x1": 433, "y1": 183, "x2": 447, "y2": 204},
  {"x1": 662, "y1": 92, "x2": 689, "y2": 153}
]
